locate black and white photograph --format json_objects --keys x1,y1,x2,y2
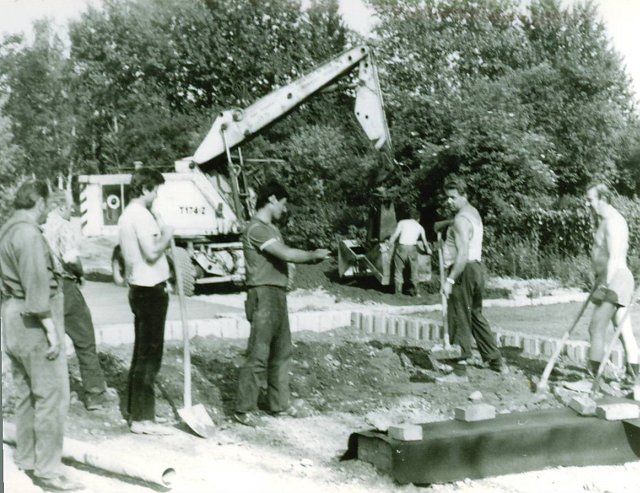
[{"x1": 1, "y1": 0, "x2": 639, "y2": 491}]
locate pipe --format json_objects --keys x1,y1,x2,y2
[{"x1": 3, "y1": 423, "x2": 176, "y2": 489}]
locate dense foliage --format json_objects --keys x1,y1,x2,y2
[{"x1": 1, "y1": 0, "x2": 640, "y2": 284}]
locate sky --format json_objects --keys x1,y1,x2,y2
[{"x1": 0, "y1": 0, "x2": 639, "y2": 98}]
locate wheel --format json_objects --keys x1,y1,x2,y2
[
  {"x1": 169, "y1": 246, "x2": 196, "y2": 297},
  {"x1": 111, "y1": 246, "x2": 126, "y2": 286}
]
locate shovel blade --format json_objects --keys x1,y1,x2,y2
[{"x1": 178, "y1": 404, "x2": 215, "y2": 438}]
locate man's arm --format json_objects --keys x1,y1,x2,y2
[
  {"x1": 443, "y1": 216, "x2": 471, "y2": 297},
  {"x1": 388, "y1": 222, "x2": 402, "y2": 246},
  {"x1": 434, "y1": 219, "x2": 454, "y2": 233},
  {"x1": 263, "y1": 241, "x2": 330, "y2": 264},
  {"x1": 605, "y1": 217, "x2": 627, "y2": 284}
]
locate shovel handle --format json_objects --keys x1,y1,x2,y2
[
  {"x1": 437, "y1": 232, "x2": 450, "y2": 348},
  {"x1": 171, "y1": 238, "x2": 192, "y2": 409}
]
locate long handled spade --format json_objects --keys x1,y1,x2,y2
[
  {"x1": 171, "y1": 239, "x2": 215, "y2": 438},
  {"x1": 591, "y1": 290, "x2": 639, "y2": 396},
  {"x1": 437, "y1": 232, "x2": 451, "y2": 349},
  {"x1": 534, "y1": 285, "x2": 597, "y2": 393}
]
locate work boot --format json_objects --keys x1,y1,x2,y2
[
  {"x1": 233, "y1": 411, "x2": 262, "y2": 427},
  {"x1": 84, "y1": 388, "x2": 119, "y2": 411},
  {"x1": 27, "y1": 473, "x2": 84, "y2": 491},
  {"x1": 269, "y1": 405, "x2": 299, "y2": 418},
  {"x1": 436, "y1": 360, "x2": 469, "y2": 383},
  {"x1": 488, "y1": 359, "x2": 510, "y2": 375}
]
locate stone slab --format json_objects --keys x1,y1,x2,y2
[{"x1": 388, "y1": 424, "x2": 423, "y2": 442}]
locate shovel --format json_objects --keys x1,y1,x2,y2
[
  {"x1": 171, "y1": 239, "x2": 215, "y2": 438},
  {"x1": 437, "y1": 232, "x2": 451, "y2": 348}
]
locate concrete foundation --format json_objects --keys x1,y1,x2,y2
[{"x1": 345, "y1": 400, "x2": 640, "y2": 485}]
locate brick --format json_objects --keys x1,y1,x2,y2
[
  {"x1": 595, "y1": 403, "x2": 640, "y2": 421},
  {"x1": 455, "y1": 403, "x2": 496, "y2": 422},
  {"x1": 568, "y1": 396, "x2": 597, "y2": 416},
  {"x1": 388, "y1": 424, "x2": 423, "y2": 441}
]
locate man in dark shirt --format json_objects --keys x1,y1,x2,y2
[
  {"x1": 0, "y1": 181, "x2": 82, "y2": 491},
  {"x1": 234, "y1": 180, "x2": 330, "y2": 426}
]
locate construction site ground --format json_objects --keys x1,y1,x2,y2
[{"x1": 3, "y1": 258, "x2": 640, "y2": 492}]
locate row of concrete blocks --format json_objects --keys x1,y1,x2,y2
[
  {"x1": 351, "y1": 312, "x2": 627, "y2": 369},
  {"x1": 92, "y1": 310, "x2": 353, "y2": 348}
]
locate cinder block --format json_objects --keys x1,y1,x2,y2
[
  {"x1": 429, "y1": 323, "x2": 441, "y2": 340},
  {"x1": 610, "y1": 348, "x2": 624, "y2": 368},
  {"x1": 388, "y1": 424, "x2": 423, "y2": 441},
  {"x1": 569, "y1": 396, "x2": 597, "y2": 416},
  {"x1": 406, "y1": 320, "x2": 419, "y2": 339},
  {"x1": 395, "y1": 318, "x2": 407, "y2": 337},
  {"x1": 351, "y1": 311, "x2": 362, "y2": 329},
  {"x1": 386, "y1": 317, "x2": 396, "y2": 335},
  {"x1": 374, "y1": 315, "x2": 386, "y2": 334},
  {"x1": 455, "y1": 403, "x2": 496, "y2": 422},
  {"x1": 595, "y1": 403, "x2": 640, "y2": 421},
  {"x1": 419, "y1": 322, "x2": 430, "y2": 340},
  {"x1": 362, "y1": 314, "x2": 373, "y2": 333}
]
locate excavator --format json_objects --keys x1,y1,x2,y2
[{"x1": 78, "y1": 45, "x2": 429, "y2": 294}]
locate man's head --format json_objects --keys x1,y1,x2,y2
[
  {"x1": 586, "y1": 182, "x2": 614, "y2": 216},
  {"x1": 443, "y1": 174, "x2": 468, "y2": 212},
  {"x1": 14, "y1": 180, "x2": 50, "y2": 224},
  {"x1": 48, "y1": 190, "x2": 73, "y2": 221},
  {"x1": 129, "y1": 168, "x2": 165, "y2": 209},
  {"x1": 255, "y1": 180, "x2": 289, "y2": 222}
]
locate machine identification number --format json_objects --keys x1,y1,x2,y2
[{"x1": 179, "y1": 206, "x2": 207, "y2": 215}]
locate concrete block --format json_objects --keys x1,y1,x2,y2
[
  {"x1": 351, "y1": 311, "x2": 362, "y2": 329},
  {"x1": 429, "y1": 323, "x2": 441, "y2": 340},
  {"x1": 395, "y1": 318, "x2": 407, "y2": 337},
  {"x1": 633, "y1": 385, "x2": 640, "y2": 402},
  {"x1": 419, "y1": 322, "x2": 430, "y2": 341},
  {"x1": 385, "y1": 317, "x2": 396, "y2": 335},
  {"x1": 569, "y1": 396, "x2": 597, "y2": 416},
  {"x1": 406, "y1": 320, "x2": 419, "y2": 339},
  {"x1": 373, "y1": 315, "x2": 386, "y2": 334},
  {"x1": 388, "y1": 424, "x2": 423, "y2": 441},
  {"x1": 596, "y1": 403, "x2": 640, "y2": 421},
  {"x1": 237, "y1": 321, "x2": 251, "y2": 339},
  {"x1": 494, "y1": 332, "x2": 504, "y2": 348},
  {"x1": 362, "y1": 314, "x2": 373, "y2": 333},
  {"x1": 455, "y1": 403, "x2": 496, "y2": 422}
]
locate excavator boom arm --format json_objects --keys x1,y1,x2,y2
[{"x1": 193, "y1": 45, "x2": 391, "y2": 164}]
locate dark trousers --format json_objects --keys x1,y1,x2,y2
[
  {"x1": 394, "y1": 244, "x2": 419, "y2": 294},
  {"x1": 236, "y1": 286, "x2": 291, "y2": 414},
  {"x1": 63, "y1": 278, "x2": 106, "y2": 395},
  {"x1": 127, "y1": 283, "x2": 168, "y2": 423},
  {"x1": 2, "y1": 293, "x2": 69, "y2": 479},
  {"x1": 447, "y1": 262, "x2": 501, "y2": 362}
]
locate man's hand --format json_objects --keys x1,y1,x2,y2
[
  {"x1": 312, "y1": 248, "x2": 331, "y2": 263},
  {"x1": 44, "y1": 328, "x2": 60, "y2": 360},
  {"x1": 442, "y1": 280, "x2": 453, "y2": 298}
]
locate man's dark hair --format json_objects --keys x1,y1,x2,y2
[
  {"x1": 14, "y1": 180, "x2": 49, "y2": 209},
  {"x1": 129, "y1": 168, "x2": 165, "y2": 198},
  {"x1": 587, "y1": 182, "x2": 615, "y2": 204},
  {"x1": 255, "y1": 180, "x2": 289, "y2": 210},
  {"x1": 443, "y1": 174, "x2": 467, "y2": 196}
]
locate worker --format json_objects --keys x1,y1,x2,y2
[
  {"x1": 586, "y1": 183, "x2": 639, "y2": 383},
  {"x1": 43, "y1": 190, "x2": 117, "y2": 411},
  {"x1": 118, "y1": 168, "x2": 174, "y2": 435},
  {"x1": 388, "y1": 205, "x2": 431, "y2": 296},
  {"x1": 0, "y1": 181, "x2": 82, "y2": 491},
  {"x1": 234, "y1": 180, "x2": 330, "y2": 427},
  {"x1": 438, "y1": 174, "x2": 508, "y2": 378}
]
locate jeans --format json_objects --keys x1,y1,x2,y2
[
  {"x1": 2, "y1": 293, "x2": 69, "y2": 479},
  {"x1": 394, "y1": 244, "x2": 419, "y2": 294},
  {"x1": 236, "y1": 286, "x2": 291, "y2": 414},
  {"x1": 63, "y1": 278, "x2": 106, "y2": 395},
  {"x1": 127, "y1": 283, "x2": 168, "y2": 423},
  {"x1": 447, "y1": 262, "x2": 501, "y2": 363}
]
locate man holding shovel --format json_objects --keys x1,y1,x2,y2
[
  {"x1": 118, "y1": 168, "x2": 174, "y2": 435},
  {"x1": 234, "y1": 180, "x2": 330, "y2": 427},
  {"x1": 586, "y1": 183, "x2": 639, "y2": 384},
  {"x1": 438, "y1": 175, "x2": 507, "y2": 379}
]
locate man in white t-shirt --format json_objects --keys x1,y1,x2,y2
[
  {"x1": 118, "y1": 168, "x2": 174, "y2": 435},
  {"x1": 388, "y1": 207, "x2": 431, "y2": 296}
]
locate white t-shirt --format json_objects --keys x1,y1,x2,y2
[
  {"x1": 118, "y1": 202, "x2": 170, "y2": 286},
  {"x1": 395, "y1": 219, "x2": 425, "y2": 246}
]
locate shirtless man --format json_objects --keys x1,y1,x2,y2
[
  {"x1": 388, "y1": 206, "x2": 431, "y2": 296},
  {"x1": 586, "y1": 183, "x2": 639, "y2": 383},
  {"x1": 439, "y1": 175, "x2": 507, "y2": 376}
]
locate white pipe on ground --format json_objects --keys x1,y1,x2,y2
[{"x1": 3, "y1": 423, "x2": 176, "y2": 489}]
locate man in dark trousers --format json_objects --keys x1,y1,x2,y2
[
  {"x1": 0, "y1": 181, "x2": 82, "y2": 491},
  {"x1": 234, "y1": 180, "x2": 330, "y2": 426},
  {"x1": 118, "y1": 168, "x2": 174, "y2": 435},
  {"x1": 43, "y1": 190, "x2": 117, "y2": 410},
  {"x1": 439, "y1": 174, "x2": 508, "y2": 379}
]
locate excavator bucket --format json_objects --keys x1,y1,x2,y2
[{"x1": 355, "y1": 57, "x2": 391, "y2": 150}]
